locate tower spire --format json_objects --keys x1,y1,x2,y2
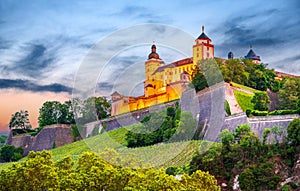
[{"x1": 202, "y1": 25, "x2": 204, "y2": 32}]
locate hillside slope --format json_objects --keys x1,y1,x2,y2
[{"x1": 0, "y1": 127, "x2": 215, "y2": 171}]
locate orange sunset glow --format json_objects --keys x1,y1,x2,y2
[{"x1": 0, "y1": 89, "x2": 70, "y2": 132}]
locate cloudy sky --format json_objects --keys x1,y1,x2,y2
[{"x1": 0, "y1": 0, "x2": 299, "y2": 131}]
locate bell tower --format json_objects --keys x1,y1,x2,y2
[
  {"x1": 193, "y1": 26, "x2": 214, "y2": 65},
  {"x1": 144, "y1": 44, "x2": 164, "y2": 97}
]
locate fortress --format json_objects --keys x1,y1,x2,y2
[{"x1": 111, "y1": 26, "x2": 261, "y2": 116}]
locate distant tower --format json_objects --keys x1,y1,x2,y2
[
  {"x1": 193, "y1": 25, "x2": 214, "y2": 65},
  {"x1": 228, "y1": 50, "x2": 234, "y2": 59},
  {"x1": 245, "y1": 45, "x2": 261, "y2": 63},
  {"x1": 144, "y1": 44, "x2": 164, "y2": 97}
]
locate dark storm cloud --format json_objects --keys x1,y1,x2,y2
[
  {"x1": 217, "y1": 6, "x2": 300, "y2": 48},
  {"x1": 97, "y1": 82, "x2": 113, "y2": 91},
  {"x1": 0, "y1": 79, "x2": 72, "y2": 93},
  {"x1": 0, "y1": 37, "x2": 12, "y2": 49},
  {"x1": 12, "y1": 43, "x2": 56, "y2": 77}
]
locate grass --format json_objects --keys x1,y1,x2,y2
[
  {"x1": 233, "y1": 89, "x2": 254, "y2": 111},
  {"x1": 0, "y1": 127, "x2": 215, "y2": 171},
  {"x1": 231, "y1": 82, "x2": 261, "y2": 93}
]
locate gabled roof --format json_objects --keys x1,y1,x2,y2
[
  {"x1": 245, "y1": 49, "x2": 260, "y2": 60},
  {"x1": 197, "y1": 32, "x2": 210, "y2": 40},
  {"x1": 197, "y1": 25, "x2": 211, "y2": 40},
  {"x1": 111, "y1": 91, "x2": 121, "y2": 96}
]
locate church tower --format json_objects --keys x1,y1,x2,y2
[
  {"x1": 144, "y1": 44, "x2": 164, "y2": 97},
  {"x1": 245, "y1": 45, "x2": 261, "y2": 63},
  {"x1": 193, "y1": 26, "x2": 214, "y2": 65}
]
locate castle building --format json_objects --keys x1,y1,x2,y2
[{"x1": 110, "y1": 26, "x2": 214, "y2": 116}]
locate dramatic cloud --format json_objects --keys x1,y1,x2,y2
[
  {"x1": 0, "y1": 79, "x2": 72, "y2": 93},
  {"x1": 14, "y1": 44, "x2": 55, "y2": 77},
  {"x1": 0, "y1": 37, "x2": 11, "y2": 49}
]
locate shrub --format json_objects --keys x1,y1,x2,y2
[
  {"x1": 251, "y1": 92, "x2": 270, "y2": 111},
  {"x1": 287, "y1": 118, "x2": 300, "y2": 146},
  {"x1": 239, "y1": 163, "x2": 280, "y2": 191},
  {"x1": 251, "y1": 110, "x2": 268, "y2": 116},
  {"x1": 0, "y1": 145, "x2": 24, "y2": 162},
  {"x1": 269, "y1": 110, "x2": 298, "y2": 116},
  {"x1": 225, "y1": 100, "x2": 231, "y2": 116},
  {"x1": 246, "y1": 109, "x2": 252, "y2": 117}
]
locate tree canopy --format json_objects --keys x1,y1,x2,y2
[
  {"x1": 73, "y1": 96, "x2": 111, "y2": 124},
  {"x1": 0, "y1": 150, "x2": 220, "y2": 191},
  {"x1": 38, "y1": 101, "x2": 75, "y2": 127},
  {"x1": 9, "y1": 110, "x2": 31, "y2": 129},
  {"x1": 278, "y1": 78, "x2": 300, "y2": 110},
  {"x1": 251, "y1": 92, "x2": 270, "y2": 111}
]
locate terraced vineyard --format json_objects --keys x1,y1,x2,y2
[{"x1": 0, "y1": 127, "x2": 218, "y2": 171}]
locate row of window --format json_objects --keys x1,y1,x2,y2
[{"x1": 146, "y1": 65, "x2": 194, "y2": 81}]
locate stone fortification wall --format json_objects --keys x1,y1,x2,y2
[{"x1": 6, "y1": 124, "x2": 73, "y2": 156}]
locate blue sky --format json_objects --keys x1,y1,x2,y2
[
  {"x1": 0, "y1": 0, "x2": 299, "y2": 129},
  {"x1": 1, "y1": 0, "x2": 300, "y2": 93}
]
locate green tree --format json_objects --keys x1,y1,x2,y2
[
  {"x1": 271, "y1": 126, "x2": 284, "y2": 144},
  {"x1": 0, "y1": 150, "x2": 221, "y2": 191},
  {"x1": 199, "y1": 59, "x2": 223, "y2": 86},
  {"x1": 235, "y1": 124, "x2": 251, "y2": 143},
  {"x1": 239, "y1": 163, "x2": 280, "y2": 191},
  {"x1": 78, "y1": 96, "x2": 111, "y2": 123},
  {"x1": 38, "y1": 101, "x2": 75, "y2": 127},
  {"x1": 251, "y1": 92, "x2": 270, "y2": 111},
  {"x1": 9, "y1": 110, "x2": 31, "y2": 129},
  {"x1": 239, "y1": 131, "x2": 261, "y2": 159},
  {"x1": 181, "y1": 170, "x2": 221, "y2": 191},
  {"x1": 190, "y1": 65, "x2": 208, "y2": 92},
  {"x1": 278, "y1": 79, "x2": 300, "y2": 110},
  {"x1": 262, "y1": 128, "x2": 271, "y2": 145},
  {"x1": 287, "y1": 118, "x2": 300, "y2": 146},
  {"x1": 0, "y1": 136, "x2": 7, "y2": 145},
  {"x1": 219, "y1": 129, "x2": 235, "y2": 149},
  {"x1": 223, "y1": 58, "x2": 247, "y2": 84},
  {"x1": 94, "y1": 97, "x2": 111, "y2": 120},
  {"x1": 38, "y1": 101, "x2": 62, "y2": 126},
  {"x1": 0, "y1": 145, "x2": 23, "y2": 162},
  {"x1": 59, "y1": 100, "x2": 75, "y2": 124}
]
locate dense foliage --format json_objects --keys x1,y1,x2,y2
[
  {"x1": 9, "y1": 110, "x2": 31, "y2": 129},
  {"x1": 279, "y1": 78, "x2": 300, "y2": 110},
  {"x1": 219, "y1": 58, "x2": 281, "y2": 91},
  {"x1": 0, "y1": 150, "x2": 220, "y2": 191},
  {"x1": 0, "y1": 145, "x2": 23, "y2": 162},
  {"x1": 191, "y1": 59, "x2": 223, "y2": 92},
  {"x1": 287, "y1": 118, "x2": 300, "y2": 146},
  {"x1": 0, "y1": 136, "x2": 6, "y2": 145},
  {"x1": 189, "y1": 119, "x2": 300, "y2": 190},
  {"x1": 251, "y1": 91, "x2": 270, "y2": 111},
  {"x1": 125, "y1": 105, "x2": 198, "y2": 147},
  {"x1": 73, "y1": 96, "x2": 111, "y2": 124},
  {"x1": 38, "y1": 100, "x2": 75, "y2": 127}
]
